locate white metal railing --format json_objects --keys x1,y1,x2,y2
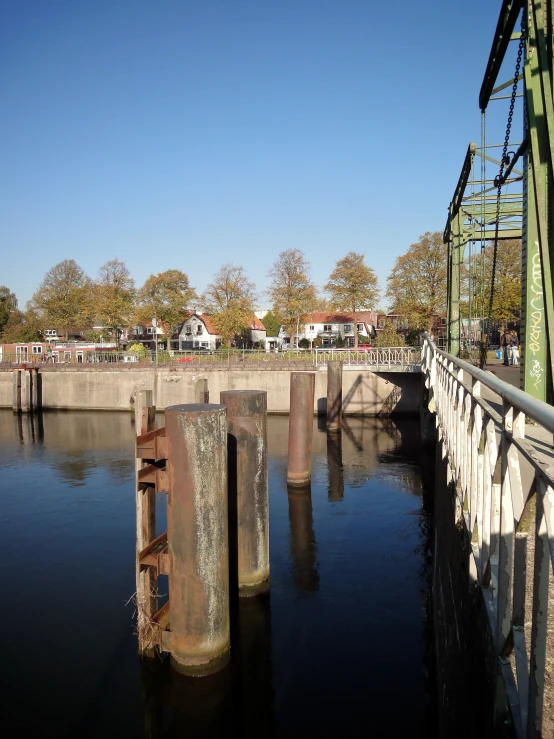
[
  {"x1": 314, "y1": 346, "x2": 421, "y2": 368},
  {"x1": 421, "y1": 337, "x2": 554, "y2": 738}
]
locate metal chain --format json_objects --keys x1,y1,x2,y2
[{"x1": 485, "y1": 16, "x2": 525, "y2": 362}]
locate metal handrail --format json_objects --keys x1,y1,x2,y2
[{"x1": 424, "y1": 336, "x2": 554, "y2": 434}]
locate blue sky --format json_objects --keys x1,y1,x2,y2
[{"x1": 1, "y1": 0, "x2": 521, "y2": 309}]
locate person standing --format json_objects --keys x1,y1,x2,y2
[
  {"x1": 510, "y1": 330, "x2": 519, "y2": 366},
  {"x1": 500, "y1": 329, "x2": 513, "y2": 366}
]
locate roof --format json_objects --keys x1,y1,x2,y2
[
  {"x1": 305, "y1": 312, "x2": 355, "y2": 324},
  {"x1": 187, "y1": 312, "x2": 266, "y2": 335},
  {"x1": 248, "y1": 314, "x2": 266, "y2": 331}
]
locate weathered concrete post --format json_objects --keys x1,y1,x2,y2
[
  {"x1": 12, "y1": 369, "x2": 21, "y2": 412},
  {"x1": 13, "y1": 369, "x2": 32, "y2": 412},
  {"x1": 326, "y1": 360, "x2": 343, "y2": 432},
  {"x1": 220, "y1": 390, "x2": 269, "y2": 596},
  {"x1": 30, "y1": 369, "x2": 40, "y2": 411},
  {"x1": 287, "y1": 372, "x2": 315, "y2": 487},
  {"x1": 166, "y1": 403, "x2": 230, "y2": 675},
  {"x1": 195, "y1": 378, "x2": 209, "y2": 403}
]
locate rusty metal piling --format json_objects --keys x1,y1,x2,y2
[
  {"x1": 287, "y1": 372, "x2": 315, "y2": 487},
  {"x1": 220, "y1": 390, "x2": 269, "y2": 596},
  {"x1": 166, "y1": 403, "x2": 230, "y2": 675},
  {"x1": 326, "y1": 360, "x2": 343, "y2": 432}
]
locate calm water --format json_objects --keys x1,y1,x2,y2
[{"x1": 0, "y1": 410, "x2": 436, "y2": 738}]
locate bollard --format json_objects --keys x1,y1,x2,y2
[
  {"x1": 327, "y1": 431, "x2": 344, "y2": 501},
  {"x1": 326, "y1": 360, "x2": 343, "y2": 432},
  {"x1": 287, "y1": 372, "x2": 315, "y2": 486},
  {"x1": 220, "y1": 390, "x2": 269, "y2": 596},
  {"x1": 287, "y1": 485, "x2": 319, "y2": 591},
  {"x1": 166, "y1": 403, "x2": 230, "y2": 675}
]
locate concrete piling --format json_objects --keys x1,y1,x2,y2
[
  {"x1": 166, "y1": 403, "x2": 230, "y2": 675},
  {"x1": 287, "y1": 372, "x2": 315, "y2": 487},
  {"x1": 12, "y1": 368, "x2": 33, "y2": 412},
  {"x1": 326, "y1": 360, "x2": 343, "y2": 432},
  {"x1": 220, "y1": 390, "x2": 269, "y2": 596}
]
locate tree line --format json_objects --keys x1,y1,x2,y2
[{"x1": 0, "y1": 232, "x2": 521, "y2": 347}]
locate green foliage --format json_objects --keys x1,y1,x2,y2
[
  {"x1": 95, "y1": 259, "x2": 136, "y2": 345},
  {"x1": 374, "y1": 321, "x2": 404, "y2": 347},
  {"x1": 201, "y1": 263, "x2": 257, "y2": 346},
  {"x1": 325, "y1": 251, "x2": 380, "y2": 348},
  {"x1": 0, "y1": 286, "x2": 17, "y2": 337},
  {"x1": 261, "y1": 310, "x2": 281, "y2": 337},
  {"x1": 386, "y1": 232, "x2": 447, "y2": 330},
  {"x1": 298, "y1": 338, "x2": 310, "y2": 349},
  {"x1": 127, "y1": 343, "x2": 147, "y2": 360},
  {"x1": 1, "y1": 308, "x2": 42, "y2": 343},
  {"x1": 136, "y1": 270, "x2": 197, "y2": 337},
  {"x1": 30, "y1": 259, "x2": 92, "y2": 341},
  {"x1": 267, "y1": 249, "x2": 316, "y2": 334}
]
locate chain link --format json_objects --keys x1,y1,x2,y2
[{"x1": 482, "y1": 15, "x2": 525, "y2": 367}]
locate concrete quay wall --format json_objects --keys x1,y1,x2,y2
[{"x1": 0, "y1": 365, "x2": 421, "y2": 415}]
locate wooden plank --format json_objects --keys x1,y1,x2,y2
[{"x1": 135, "y1": 390, "x2": 157, "y2": 658}]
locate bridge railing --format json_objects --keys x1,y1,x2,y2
[
  {"x1": 314, "y1": 346, "x2": 421, "y2": 367},
  {"x1": 422, "y1": 337, "x2": 554, "y2": 738}
]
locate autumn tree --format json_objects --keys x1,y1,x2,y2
[
  {"x1": 325, "y1": 251, "x2": 380, "y2": 348},
  {"x1": 267, "y1": 249, "x2": 317, "y2": 336},
  {"x1": 201, "y1": 264, "x2": 257, "y2": 346},
  {"x1": 1, "y1": 307, "x2": 43, "y2": 342},
  {"x1": 261, "y1": 310, "x2": 281, "y2": 337},
  {"x1": 95, "y1": 259, "x2": 136, "y2": 347},
  {"x1": 0, "y1": 286, "x2": 17, "y2": 337},
  {"x1": 464, "y1": 239, "x2": 521, "y2": 324},
  {"x1": 386, "y1": 231, "x2": 447, "y2": 331},
  {"x1": 136, "y1": 270, "x2": 197, "y2": 338},
  {"x1": 374, "y1": 320, "x2": 404, "y2": 347},
  {"x1": 30, "y1": 259, "x2": 93, "y2": 341}
]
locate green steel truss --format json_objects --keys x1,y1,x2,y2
[{"x1": 445, "y1": 0, "x2": 554, "y2": 404}]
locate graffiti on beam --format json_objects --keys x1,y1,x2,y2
[{"x1": 529, "y1": 247, "x2": 545, "y2": 391}]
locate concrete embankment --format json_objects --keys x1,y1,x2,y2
[{"x1": 0, "y1": 364, "x2": 421, "y2": 415}]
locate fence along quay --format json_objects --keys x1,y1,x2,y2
[{"x1": 421, "y1": 336, "x2": 554, "y2": 738}]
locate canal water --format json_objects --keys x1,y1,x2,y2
[{"x1": 0, "y1": 410, "x2": 436, "y2": 738}]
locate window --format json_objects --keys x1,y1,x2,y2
[
  {"x1": 64, "y1": 351, "x2": 71, "y2": 361},
  {"x1": 32, "y1": 346, "x2": 42, "y2": 354},
  {"x1": 201, "y1": 342, "x2": 208, "y2": 348},
  {"x1": 309, "y1": 325, "x2": 314, "y2": 331},
  {"x1": 185, "y1": 326, "x2": 192, "y2": 335},
  {"x1": 44, "y1": 329, "x2": 57, "y2": 336},
  {"x1": 323, "y1": 324, "x2": 332, "y2": 332},
  {"x1": 197, "y1": 326, "x2": 203, "y2": 335},
  {"x1": 344, "y1": 324, "x2": 352, "y2": 333},
  {"x1": 77, "y1": 352, "x2": 83, "y2": 363},
  {"x1": 16, "y1": 346, "x2": 28, "y2": 358},
  {"x1": 194, "y1": 340, "x2": 200, "y2": 347},
  {"x1": 147, "y1": 327, "x2": 156, "y2": 334}
]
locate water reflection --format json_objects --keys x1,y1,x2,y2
[
  {"x1": 140, "y1": 594, "x2": 275, "y2": 738},
  {"x1": 326, "y1": 431, "x2": 344, "y2": 501},
  {"x1": 287, "y1": 485, "x2": 319, "y2": 592}
]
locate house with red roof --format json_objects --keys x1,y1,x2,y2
[
  {"x1": 177, "y1": 312, "x2": 266, "y2": 351},
  {"x1": 279, "y1": 312, "x2": 377, "y2": 349}
]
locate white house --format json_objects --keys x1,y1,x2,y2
[
  {"x1": 279, "y1": 312, "x2": 376, "y2": 349},
  {"x1": 177, "y1": 312, "x2": 267, "y2": 351}
]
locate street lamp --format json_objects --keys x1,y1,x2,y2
[
  {"x1": 295, "y1": 312, "x2": 300, "y2": 353},
  {"x1": 152, "y1": 316, "x2": 158, "y2": 366}
]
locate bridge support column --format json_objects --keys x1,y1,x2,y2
[
  {"x1": 220, "y1": 390, "x2": 269, "y2": 596},
  {"x1": 287, "y1": 372, "x2": 315, "y2": 487},
  {"x1": 326, "y1": 360, "x2": 342, "y2": 432},
  {"x1": 166, "y1": 403, "x2": 230, "y2": 675},
  {"x1": 13, "y1": 368, "x2": 32, "y2": 412}
]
